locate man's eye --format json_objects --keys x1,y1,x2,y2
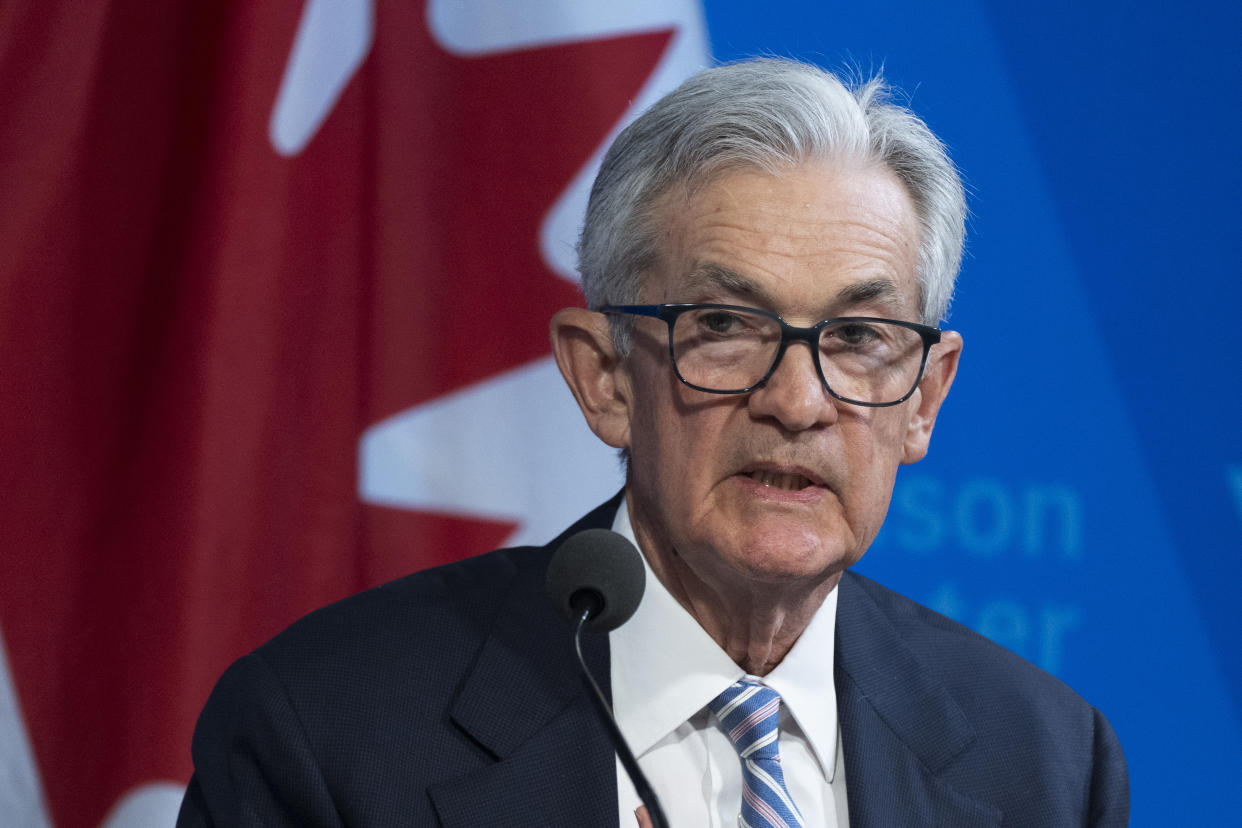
[
  {"x1": 833, "y1": 323, "x2": 880, "y2": 345},
  {"x1": 699, "y1": 311, "x2": 745, "y2": 334}
]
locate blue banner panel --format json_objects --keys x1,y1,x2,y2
[{"x1": 702, "y1": 1, "x2": 1242, "y2": 824}]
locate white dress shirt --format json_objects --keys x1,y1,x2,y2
[{"x1": 609, "y1": 499, "x2": 850, "y2": 827}]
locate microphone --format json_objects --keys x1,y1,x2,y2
[
  {"x1": 546, "y1": 528, "x2": 645, "y2": 632},
  {"x1": 545, "y1": 529, "x2": 669, "y2": 828}
]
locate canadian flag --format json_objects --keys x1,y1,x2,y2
[{"x1": 0, "y1": 1, "x2": 708, "y2": 825}]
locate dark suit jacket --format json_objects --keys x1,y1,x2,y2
[{"x1": 178, "y1": 497, "x2": 1128, "y2": 826}]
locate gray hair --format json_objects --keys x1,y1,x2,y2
[{"x1": 577, "y1": 58, "x2": 966, "y2": 351}]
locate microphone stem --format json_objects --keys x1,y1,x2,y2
[{"x1": 574, "y1": 608, "x2": 670, "y2": 828}]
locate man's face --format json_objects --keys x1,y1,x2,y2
[{"x1": 617, "y1": 159, "x2": 956, "y2": 592}]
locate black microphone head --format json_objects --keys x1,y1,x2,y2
[{"x1": 546, "y1": 529, "x2": 645, "y2": 633}]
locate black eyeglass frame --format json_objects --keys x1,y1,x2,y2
[{"x1": 601, "y1": 303, "x2": 943, "y2": 408}]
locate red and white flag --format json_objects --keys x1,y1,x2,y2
[{"x1": 0, "y1": 1, "x2": 708, "y2": 824}]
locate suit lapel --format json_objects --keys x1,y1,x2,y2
[
  {"x1": 429, "y1": 499, "x2": 622, "y2": 827},
  {"x1": 835, "y1": 573, "x2": 1002, "y2": 827}
]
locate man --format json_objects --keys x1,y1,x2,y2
[{"x1": 179, "y1": 59, "x2": 1128, "y2": 827}]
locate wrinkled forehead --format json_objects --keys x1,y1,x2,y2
[
  {"x1": 640, "y1": 160, "x2": 924, "y2": 319},
  {"x1": 677, "y1": 262, "x2": 912, "y2": 319}
]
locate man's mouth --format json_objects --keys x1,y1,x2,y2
[{"x1": 743, "y1": 467, "x2": 825, "y2": 492}]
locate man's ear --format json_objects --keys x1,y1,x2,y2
[
  {"x1": 550, "y1": 308, "x2": 632, "y2": 450},
  {"x1": 901, "y1": 330, "x2": 962, "y2": 464}
]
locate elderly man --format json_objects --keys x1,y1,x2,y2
[{"x1": 179, "y1": 59, "x2": 1128, "y2": 827}]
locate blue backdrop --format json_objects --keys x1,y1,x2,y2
[{"x1": 700, "y1": 1, "x2": 1242, "y2": 823}]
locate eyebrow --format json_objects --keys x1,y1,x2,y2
[
  {"x1": 681, "y1": 263, "x2": 778, "y2": 307},
  {"x1": 834, "y1": 278, "x2": 903, "y2": 311},
  {"x1": 682, "y1": 264, "x2": 905, "y2": 316}
]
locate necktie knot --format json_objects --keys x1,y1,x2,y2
[
  {"x1": 709, "y1": 679, "x2": 782, "y2": 760},
  {"x1": 709, "y1": 680, "x2": 805, "y2": 828}
]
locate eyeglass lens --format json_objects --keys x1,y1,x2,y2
[{"x1": 670, "y1": 307, "x2": 926, "y2": 403}]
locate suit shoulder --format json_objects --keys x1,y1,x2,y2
[
  {"x1": 251, "y1": 544, "x2": 548, "y2": 681},
  {"x1": 839, "y1": 571, "x2": 1128, "y2": 823},
  {"x1": 186, "y1": 544, "x2": 564, "y2": 824},
  {"x1": 842, "y1": 570, "x2": 1094, "y2": 714}
]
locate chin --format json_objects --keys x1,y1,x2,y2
[{"x1": 728, "y1": 530, "x2": 854, "y2": 585}]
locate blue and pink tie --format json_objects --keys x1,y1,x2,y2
[{"x1": 709, "y1": 680, "x2": 805, "y2": 828}]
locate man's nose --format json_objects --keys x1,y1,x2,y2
[{"x1": 746, "y1": 342, "x2": 839, "y2": 431}]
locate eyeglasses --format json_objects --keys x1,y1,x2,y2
[{"x1": 601, "y1": 303, "x2": 942, "y2": 407}]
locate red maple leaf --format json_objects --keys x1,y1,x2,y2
[{"x1": 0, "y1": 2, "x2": 671, "y2": 824}]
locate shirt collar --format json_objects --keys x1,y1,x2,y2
[
  {"x1": 763, "y1": 581, "x2": 839, "y2": 781},
  {"x1": 608, "y1": 495, "x2": 840, "y2": 782}
]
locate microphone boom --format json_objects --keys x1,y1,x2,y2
[{"x1": 545, "y1": 529, "x2": 669, "y2": 828}]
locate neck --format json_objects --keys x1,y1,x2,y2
[{"x1": 641, "y1": 539, "x2": 840, "y2": 676}]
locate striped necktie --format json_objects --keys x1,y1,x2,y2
[{"x1": 709, "y1": 679, "x2": 805, "y2": 828}]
